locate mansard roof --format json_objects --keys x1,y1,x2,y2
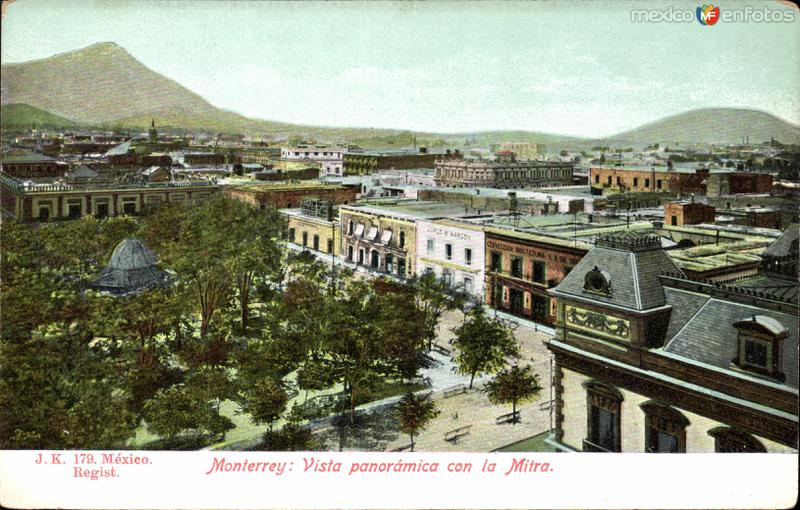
[{"x1": 550, "y1": 230, "x2": 685, "y2": 311}]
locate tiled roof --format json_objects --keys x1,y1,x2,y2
[
  {"x1": 662, "y1": 292, "x2": 798, "y2": 389},
  {"x1": 551, "y1": 231, "x2": 684, "y2": 311},
  {"x1": 764, "y1": 223, "x2": 799, "y2": 258}
]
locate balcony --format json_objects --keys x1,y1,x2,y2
[{"x1": 582, "y1": 439, "x2": 616, "y2": 453}]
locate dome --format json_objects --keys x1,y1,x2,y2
[
  {"x1": 107, "y1": 238, "x2": 159, "y2": 271},
  {"x1": 91, "y1": 238, "x2": 169, "y2": 295}
]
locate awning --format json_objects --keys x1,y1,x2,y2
[
  {"x1": 367, "y1": 226, "x2": 379, "y2": 241},
  {"x1": 380, "y1": 230, "x2": 393, "y2": 244},
  {"x1": 354, "y1": 223, "x2": 365, "y2": 236}
]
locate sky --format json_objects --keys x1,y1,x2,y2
[{"x1": 2, "y1": 0, "x2": 799, "y2": 137}]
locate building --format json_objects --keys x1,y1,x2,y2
[
  {"x1": 281, "y1": 144, "x2": 345, "y2": 178},
  {"x1": 339, "y1": 200, "x2": 468, "y2": 279},
  {"x1": 494, "y1": 141, "x2": 540, "y2": 160},
  {"x1": 484, "y1": 226, "x2": 589, "y2": 325},
  {"x1": 434, "y1": 154, "x2": 573, "y2": 189},
  {"x1": 343, "y1": 148, "x2": 459, "y2": 176},
  {"x1": 0, "y1": 173, "x2": 218, "y2": 222},
  {"x1": 284, "y1": 198, "x2": 341, "y2": 256},
  {"x1": 224, "y1": 181, "x2": 358, "y2": 210},
  {"x1": 590, "y1": 166, "x2": 773, "y2": 196},
  {"x1": 0, "y1": 152, "x2": 64, "y2": 178},
  {"x1": 545, "y1": 231, "x2": 798, "y2": 453},
  {"x1": 184, "y1": 152, "x2": 226, "y2": 166},
  {"x1": 664, "y1": 200, "x2": 716, "y2": 226},
  {"x1": 415, "y1": 219, "x2": 485, "y2": 298}
]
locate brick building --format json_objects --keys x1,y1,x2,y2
[
  {"x1": 664, "y1": 201, "x2": 716, "y2": 226},
  {"x1": 184, "y1": 152, "x2": 226, "y2": 166},
  {"x1": 343, "y1": 149, "x2": 460, "y2": 176},
  {"x1": 224, "y1": 182, "x2": 358, "y2": 210},
  {"x1": 590, "y1": 166, "x2": 773, "y2": 196},
  {"x1": 484, "y1": 227, "x2": 589, "y2": 325},
  {"x1": 0, "y1": 153, "x2": 65, "y2": 178}
]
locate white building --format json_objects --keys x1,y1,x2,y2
[
  {"x1": 281, "y1": 144, "x2": 345, "y2": 177},
  {"x1": 415, "y1": 218, "x2": 485, "y2": 298}
]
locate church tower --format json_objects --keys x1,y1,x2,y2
[{"x1": 148, "y1": 119, "x2": 158, "y2": 143}]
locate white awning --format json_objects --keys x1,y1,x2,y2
[
  {"x1": 354, "y1": 223, "x2": 365, "y2": 236},
  {"x1": 380, "y1": 230, "x2": 393, "y2": 244},
  {"x1": 367, "y1": 226, "x2": 379, "y2": 241}
]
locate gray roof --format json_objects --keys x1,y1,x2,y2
[
  {"x1": 763, "y1": 223, "x2": 799, "y2": 258},
  {"x1": 105, "y1": 141, "x2": 132, "y2": 157},
  {"x1": 663, "y1": 291, "x2": 798, "y2": 389},
  {"x1": 67, "y1": 165, "x2": 99, "y2": 178},
  {"x1": 551, "y1": 231, "x2": 685, "y2": 311},
  {"x1": 92, "y1": 238, "x2": 169, "y2": 295}
]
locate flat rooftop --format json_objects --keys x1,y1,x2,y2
[
  {"x1": 228, "y1": 181, "x2": 349, "y2": 192},
  {"x1": 341, "y1": 199, "x2": 475, "y2": 220}
]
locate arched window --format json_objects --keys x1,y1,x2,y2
[
  {"x1": 640, "y1": 401, "x2": 689, "y2": 453},
  {"x1": 708, "y1": 427, "x2": 766, "y2": 453},
  {"x1": 348, "y1": 220, "x2": 354, "y2": 235},
  {"x1": 582, "y1": 381, "x2": 622, "y2": 452},
  {"x1": 399, "y1": 231, "x2": 406, "y2": 248}
]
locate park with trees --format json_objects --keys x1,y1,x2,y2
[{"x1": 0, "y1": 195, "x2": 541, "y2": 451}]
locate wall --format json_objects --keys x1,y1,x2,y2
[
  {"x1": 415, "y1": 220, "x2": 485, "y2": 298},
  {"x1": 287, "y1": 215, "x2": 341, "y2": 256},
  {"x1": 225, "y1": 185, "x2": 358, "y2": 210},
  {"x1": 559, "y1": 367, "x2": 797, "y2": 453}
]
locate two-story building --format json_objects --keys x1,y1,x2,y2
[{"x1": 415, "y1": 219, "x2": 485, "y2": 298}]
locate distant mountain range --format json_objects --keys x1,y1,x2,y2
[{"x1": 2, "y1": 42, "x2": 799, "y2": 146}]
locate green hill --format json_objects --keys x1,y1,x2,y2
[
  {"x1": 3, "y1": 43, "x2": 798, "y2": 146},
  {"x1": 0, "y1": 103, "x2": 80, "y2": 131},
  {"x1": 604, "y1": 108, "x2": 800, "y2": 145}
]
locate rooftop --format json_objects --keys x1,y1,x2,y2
[
  {"x1": 229, "y1": 181, "x2": 348, "y2": 192},
  {"x1": 341, "y1": 199, "x2": 473, "y2": 220}
]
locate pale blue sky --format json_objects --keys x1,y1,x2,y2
[{"x1": 2, "y1": 0, "x2": 798, "y2": 137}]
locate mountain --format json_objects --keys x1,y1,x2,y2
[
  {"x1": 2, "y1": 43, "x2": 799, "y2": 146},
  {"x1": 0, "y1": 103, "x2": 79, "y2": 131},
  {"x1": 604, "y1": 108, "x2": 800, "y2": 145}
]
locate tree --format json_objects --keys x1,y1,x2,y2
[
  {"x1": 396, "y1": 392, "x2": 439, "y2": 451},
  {"x1": 413, "y1": 272, "x2": 467, "y2": 352},
  {"x1": 483, "y1": 364, "x2": 542, "y2": 424},
  {"x1": 450, "y1": 307, "x2": 520, "y2": 389},
  {"x1": 244, "y1": 379, "x2": 289, "y2": 432},
  {"x1": 143, "y1": 383, "x2": 234, "y2": 440}
]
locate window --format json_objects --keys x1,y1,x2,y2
[
  {"x1": 347, "y1": 245, "x2": 354, "y2": 261},
  {"x1": 533, "y1": 261, "x2": 546, "y2": 283},
  {"x1": 733, "y1": 316, "x2": 788, "y2": 379},
  {"x1": 302, "y1": 232, "x2": 308, "y2": 247},
  {"x1": 442, "y1": 268, "x2": 453, "y2": 285},
  {"x1": 671, "y1": 215, "x2": 678, "y2": 226},
  {"x1": 491, "y1": 252, "x2": 502, "y2": 272},
  {"x1": 445, "y1": 243, "x2": 453, "y2": 260},
  {"x1": 645, "y1": 178, "x2": 650, "y2": 188},
  {"x1": 327, "y1": 239, "x2": 333, "y2": 253},
  {"x1": 313, "y1": 235, "x2": 320, "y2": 251},
  {"x1": 399, "y1": 231, "x2": 406, "y2": 248},
  {"x1": 583, "y1": 382, "x2": 622, "y2": 452},
  {"x1": 709, "y1": 428, "x2": 766, "y2": 453},
  {"x1": 427, "y1": 239, "x2": 435, "y2": 255},
  {"x1": 657, "y1": 179, "x2": 662, "y2": 189},
  {"x1": 464, "y1": 248, "x2": 473, "y2": 266},
  {"x1": 511, "y1": 257, "x2": 523, "y2": 278},
  {"x1": 616, "y1": 176, "x2": 622, "y2": 185},
  {"x1": 348, "y1": 220, "x2": 354, "y2": 235},
  {"x1": 633, "y1": 177, "x2": 639, "y2": 187},
  {"x1": 424, "y1": 266, "x2": 434, "y2": 275},
  {"x1": 288, "y1": 228, "x2": 296, "y2": 242},
  {"x1": 641, "y1": 402, "x2": 688, "y2": 453},
  {"x1": 606, "y1": 176, "x2": 612, "y2": 185},
  {"x1": 463, "y1": 277, "x2": 473, "y2": 294}
]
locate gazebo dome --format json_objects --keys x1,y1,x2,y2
[{"x1": 91, "y1": 238, "x2": 169, "y2": 295}]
